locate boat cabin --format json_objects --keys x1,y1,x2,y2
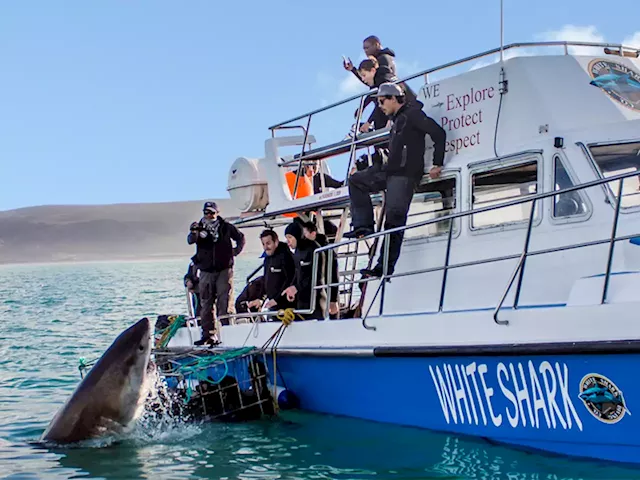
[{"x1": 225, "y1": 41, "x2": 640, "y2": 322}]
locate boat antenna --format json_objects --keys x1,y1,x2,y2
[{"x1": 500, "y1": 0, "x2": 504, "y2": 63}]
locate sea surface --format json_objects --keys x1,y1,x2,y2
[{"x1": 2, "y1": 258, "x2": 640, "y2": 480}]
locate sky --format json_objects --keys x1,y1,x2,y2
[{"x1": 1, "y1": 0, "x2": 639, "y2": 211}]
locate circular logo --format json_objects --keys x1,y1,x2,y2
[
  {"x1": 588, "y1": 59, "x2": 640, "y2": 112},
  {"x1": 578, "y1": 373, "x2": 630, "y2": 424}
]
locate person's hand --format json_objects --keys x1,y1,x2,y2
[
  {"x1": 264, "y1": 299, "x2": 277, "y2": 309},
  {"x1": 282, "y1": 286, "x2": 297, "y2": 302},
  {"x1": 186, "y1": 280, "x2": 193, "y2": 290},
  {"x1": 329, "y1": 302, "x2": 339, "y2": 315},
  {"x1": 343, "y1": 58, "x2": 354, "y2": 71},
  {"x1": 429, "y1": 166, "x2": 442, "y2": 179},
  {"x1": 359, "y1": 122, "x2": 371, "y2": 133},
  {"x1": 247, "y1": 299, "x2": 263, "y2": 309}
]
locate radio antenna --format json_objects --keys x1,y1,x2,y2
[{"x1": 500, "y1": 0, "x2": 505, "y2": 63}]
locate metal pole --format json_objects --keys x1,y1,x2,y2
[
  {"x1": 438, "y1": 218, "x2": 455, "y2": 312},
  {"x1": 325, "y1": 249, "x2": 333, "y2": 321},
  {"x1": 500, "y1": 0, "x2": 504, "y2": 63},
  {"x1": 292, "y1": 115, "x2": 313, "y2": 198},
  {"x1": 345, "y1": 96, "x2": 366, "y2": 182},
  {"x1": 379, "y1": 233, "x2": 390, "y2": 316},
  {"x1": 602, "y1": 179, "x2": 623, "y2": 304},
  {"x1": 513, "y1": 199, "x2": 536, "y2": 308}
]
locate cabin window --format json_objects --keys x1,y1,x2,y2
[
  {"x1": 589, "y1": 142, "x2": 640, "y2": 208},
  {"x1": 552, "y1": 155, "x2": 589, "y2": 218},
  {"x1": 404, "y1": 176, "x2": 457, "y2": 240},
  {"x1": 471, "y1": 161, "x2": 538, "y2": 229}
]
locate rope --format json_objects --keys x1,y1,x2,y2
[
  {"x1": 78, "y1": 357, "x2": 98, "y2": 379},
  {"x1": 173, "y1": 346, "x2": 256, "y2": 403},
  {"x1": 155, "y1": 315, "x2": 186, "y2": 349},
  {"x1": 260, "y1": 308, "x2": 300, "y2": 412}
]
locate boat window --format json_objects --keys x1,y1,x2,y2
[
  {"x1": 471, "y1": 161, "x2": 538, "y2": 229},
  {"x1": 552, "y1": 155, "x2": 589, "y2": 218},
  {"x1": 404, "y1": 177, "x2": 457, "y2": 240},
  {"x1": 589, "y1": 142, "x2": 640, "y2": 208}
]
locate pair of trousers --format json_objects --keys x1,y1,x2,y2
[
  {"x1": 198, "y1": 268, "x2": 234, "y2": 338},
  {"x1": 348, "y1": 167, "x2": 417, "y2": 274}
]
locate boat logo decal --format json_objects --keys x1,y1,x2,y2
[
  {"x1": 578, "y1": 373, "x2": 631, "y2": 424},
  {"x1": 588, "y1": 59, "x2": 640, "y2": 112}
]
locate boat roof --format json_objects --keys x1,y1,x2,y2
[{"x1": 233, "y1": 41, "x2": 640, "y2": 224}]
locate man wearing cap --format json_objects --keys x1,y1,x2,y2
[
  {"x1": 345, "y1": 83, "x2": 446, "y2": 278},
  {"x1": 188, "y1": 201, "x2": 245, "y2": 345}
]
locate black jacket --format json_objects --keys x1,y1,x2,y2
[
  {"x1": 351, "y1": 48, "x2": 397, "y2": 84},
  {"x1": 263, "y1": 241, "x2": 296, "y2": 302},
  {"x1": 386, "y1": 103, "x2": 446, "y2": 180},
  {"x1": 315, "y1": 233, "x2": 339, "y2": 303},
  {"x1": 313, "y1": 173, "x2": 343, "y2": 193},
  {"x1": 183, "y1": 258, "x2": 200, "y2": 289},
  {"x1": 358, "y1": 64, "x2": 418, "y2": 131},
  {"x1": 235, "y1": 276, "x2": 265, "y2": 313},
  {"x1": 292, "y1": 237, "x2": 324, "y2": 310},
  {"x1": 187, "y1": 217, "x2": 245, "y2": 272}
]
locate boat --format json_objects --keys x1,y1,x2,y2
[{"x1": 161, "y1": 40, "x2": 640, "y2": 465}]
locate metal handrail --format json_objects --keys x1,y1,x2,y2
[
  {"x1": 311, "y1": 169, "x2": 640, "y2": 322},
  {"x1": 269, "y1": 41, "x2": 639, "y2": 130},
  {"x1": 217, "y1": 169, "x2": 639, "y2": 326}
]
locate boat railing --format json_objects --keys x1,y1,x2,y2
[
  {"x1": 272, "y1": 41, "x2": 639, "y2": 197},
  {"x1": 217, "y1": 168, "x2": 640, "y2": 327},
  {"x1": 313, "y1": 169, "x2": 640, "y2": 330}
]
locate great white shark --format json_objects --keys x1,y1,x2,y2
[{"x1": 41, "y1": 317, "x2": 154, "y2": 444}]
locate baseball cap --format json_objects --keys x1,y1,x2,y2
[
  {"x1": 374, "y1": 83, "x2": 404, "y2": 97},
  {"x1": 203, "y1": 201, "x2": 218, "y2": 213}
]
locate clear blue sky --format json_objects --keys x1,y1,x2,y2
[{"x1": 1, "y1": 0, "x2": 638, "y2": 211}]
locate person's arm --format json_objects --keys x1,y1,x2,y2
[
  {"x1": 187, "y1": 222, "x2": 199, "y2": 245},
  {"x1": 280, "y1": 251, "x2": 297, "y2": 294},
  {"x1": 229, "y1": 223, "x2": 246, "y2": 256},
  {"x1": 350, "y1": 68, "x2": 366, "y2": 85},
  {"x1": 322, "y1": 173, "x2": 343, "y2": 189},
  {"x1": 411, "y1": 110, "x2": 446, "y2": 167}
]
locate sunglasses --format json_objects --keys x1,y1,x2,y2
[
  {"x1": 377, "y1": 97, "x2": 391, "y2": 106},
  {"x1": 203, "y1": 210, "x2": 217, "y2": 215}
]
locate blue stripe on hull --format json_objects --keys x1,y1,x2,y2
[{"x1": 269, "y1": 353, "x2": 640, "y2": 465}]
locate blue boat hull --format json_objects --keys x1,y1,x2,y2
[{"x1": 268, "y1": 352, "x2": 640, "y2": 465}]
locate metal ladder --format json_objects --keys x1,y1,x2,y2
[{"x1": 330, "y1": 197, "x2": 386, "y2": 313}]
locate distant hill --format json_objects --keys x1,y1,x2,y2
[{"x1": 0, "y1": 199, "x2": 264, "y2": 265}]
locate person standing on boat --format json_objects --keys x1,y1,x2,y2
[
  {"x1": 343, "y1": 35, "x2": 397, "y2": 82},
  {"x1": 345, "y1": 83, "x2": 446, "y2": 278},
  {"x1": 281, "y1": 222, "x2": 327, "y2": 319},
  {"x1": 187, "y1": 201, "x2": 245, "y2": 345},
  {"x1": 356, "y1": 57, "x2": 417, "y2": 134}
]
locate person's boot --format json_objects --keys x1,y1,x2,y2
[
  {"x1": 194, "y1": 330, "x2": 220, "y2": 347},
  {"x1": 343, "y1": 226, "x2": 374, "y2": 239},
  {"x1": 360, "y1": 264, "x2": 393, "y2": 279}
]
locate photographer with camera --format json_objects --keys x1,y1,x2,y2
[{"x1": 188, "y1": 201, "x2": 245, "y2": 346}]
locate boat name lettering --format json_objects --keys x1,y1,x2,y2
[{"x1": 429, "y1": 360, "x2": 583, "y2": 431}]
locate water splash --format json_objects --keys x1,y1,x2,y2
[{"x1": 129, "y1": 364, "x2": 202, "y2": 445}]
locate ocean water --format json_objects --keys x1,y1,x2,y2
[{"x1": 2, "y1": 258, "x2": 640, "y2": 480}]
